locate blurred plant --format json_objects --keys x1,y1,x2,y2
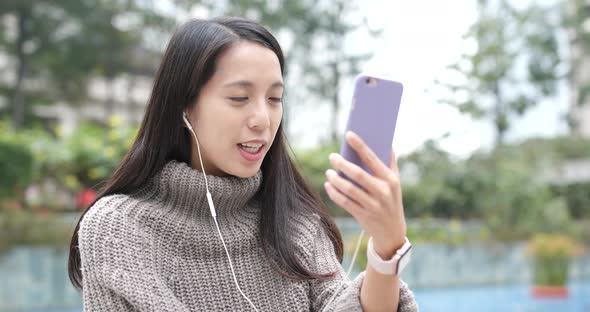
[
  {"x1": 526, "y1": 233, "x2": 584, "y2": 286},
  {"x1": 295, "y1": 142, "x2": 342, "y2": 216},
  {"x1": 397, "y1": 136, "x2": 590, "y2": 241},
  {"x1": 0, "y1": 116, "x2": 136, "y2": 210},
  {"x1": 571, "y1": 219, "x2": 590, "y2": 246},
  {"x1": 399, "y1": 140, "x2": 472, "y2": 218},
  {"x1": 511, "y1": 136, "x2": 590, "y2": 161},
  {"x1": 0, "y1": 118, "x2": 36, "y2": 208},
  {"x1": 0, "y1": 134, "x2": 33, "y2": 202},
  {"x1": 564, "y1": 0, "x2": 590, "y2": 133},
  {"x1": 344, "y1": 234, "x2": 369, "y2": 272},
  {"x1": 0, "y1": 1, "x2": 174, "y2": 129},
  {"x1": 406, "y1": 217, "x2": 489, "y2": 246},
  {"x1": 343, "y1": 217, "x2": 490, "y2": 273},
  {"x1": 0, "y1": 209, "x2": 72, "y2": 253},
  {"x1": 472, "y1": 151, "x2": 570, "y2": 241},
  {"x1": 61, "y1": 115, "x2": 137, "y2": 191},
  {"x1": 437, "y1": 0, "x2": 562, "y2": 147}
]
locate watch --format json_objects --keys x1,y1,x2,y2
[{"x1": 367, "y1": 236, "x2": 412, "y2": 275}]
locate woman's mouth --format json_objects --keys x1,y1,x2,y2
[
  {"x1": 238, "y1": 143, "x2": 263, "y2": 153},
  {"x1": 237, "y1": 143, "x2": 265, "y2": 161}
]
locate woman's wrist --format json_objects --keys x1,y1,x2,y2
[{"x1": 372, "y1": 235, "x2": 406, "y2": 259}]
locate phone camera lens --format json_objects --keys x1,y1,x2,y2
[{"x1": 365, "y1": 77, "x2": 377, "y2": 87}]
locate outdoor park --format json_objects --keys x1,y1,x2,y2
[{"x1": 1, "y1": 0, "x2": 589, "y2": 311}]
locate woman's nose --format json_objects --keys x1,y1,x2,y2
[{"x1": 248, "y1": 100, "x2": 271, "y2": 130}]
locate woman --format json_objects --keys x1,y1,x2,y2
[{"x1": 68, "y1": 17, "x2": 418, "y2": 311}]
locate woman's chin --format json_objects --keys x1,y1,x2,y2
[{"x1": 227, "y1": 165, "x2": 261, "y2": 178}]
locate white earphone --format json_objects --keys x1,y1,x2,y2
[
  {"x1": 182, "y1": 112, "x2": 216, "y2": 217},
  {"x1": 182, "y1": 111, "x2": 259, "y2": 311},
  {"x1": 182, "y1": 111, "x2": 361, "y2": 312}
]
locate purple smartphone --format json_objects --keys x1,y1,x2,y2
[{"x1": 340, "y1": 74, "x2": 403, "y2": 180}]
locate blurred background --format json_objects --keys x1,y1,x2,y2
[{"x1": 1, "y1": 0, "x2": 589, "y2": 311}]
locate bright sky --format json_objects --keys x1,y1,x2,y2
[{"x1": 289, "y1": 0, "x2": 569, "y2": 157}]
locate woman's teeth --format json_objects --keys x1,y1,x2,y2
[{"x1": 239, "y1": 143, "x2": 262, "y2": 153}]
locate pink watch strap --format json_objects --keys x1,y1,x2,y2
[{"x1": 367, "y1": 236, "x2": 412, "y2": 275}]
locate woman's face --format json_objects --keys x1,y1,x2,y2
[{"x1": 185, "y1": 40, "x2": 284, "y2": 178}]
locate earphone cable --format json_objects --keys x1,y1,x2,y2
[
  {"x1": 321, "y1": 229, "x2": 365, "y2": 312},
  {"x1": 184, "y1": 113, "x2": 259, "y2": 311}
]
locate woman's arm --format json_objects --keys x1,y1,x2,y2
[
  {"x1": 301, "y1": 216, "x2": 417, "y2": 312},
  {"x1": 360, "y1": 240, "x2": 416, "y2": 311},
  {"x1": 324, "y1": 132, "x2": 418, "y2": 311}
]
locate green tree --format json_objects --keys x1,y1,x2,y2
[
  {"x1": 564, "y1": 0, "x2": 590, "y2": 133},
  {"x1": 0, "y1": 1, "x2": 174, "y2": 129},
  {"x1": 295, "y1": 142, "x2": 341, "y2": 215},
  {"x1": 437, "y1": 0, "x2": 561, "y2": 147}
]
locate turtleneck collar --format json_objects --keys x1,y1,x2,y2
[{"x1": 147, "y1": 160, "x2": 262, "y2": 218}]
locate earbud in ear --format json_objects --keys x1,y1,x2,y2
[{"x1": 182, "y1": 112, "x2": 193, "y2": 130}]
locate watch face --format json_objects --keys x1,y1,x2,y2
[{"x1": 396, "y1": 248, "x2": 412, "y2": 274}]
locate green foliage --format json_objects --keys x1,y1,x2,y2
[
  {"x1": 527, "y1": 233, "x2": 584, "y2": 286},
  {"x1": 0, "y1": 116, "x2": 136, "y2": 210},
  {"x1": 0, "y1": 115, "x2": 135, "y2": 249},
  {"x1": 571, "y1": 220, "x2": 590, "y2": 246},
  {"x1": 473, "y1": 153, "x2": 566, "y2": 240},
  {"x1": 296, "y1": 135, "x2": 589, "y2": 242},
  {"x1": 295, "y1": 142, "x2": 343, "y2": 216},
  {"x1": 0, "y1": 134, "x2": 33, "y2": 200},
  {"x1": 501, "y1": 136, "x2": 590, "y2": 162},
  {"x1": 0, "y1": 1, "x2": 175, "y2": 128},
  {"x1": 501, "y1": 136, "x2": 590, "y2": 219},
  {"x1": 532, "y1": 256, "x2": 569, "y2": 287},
  {"x1": 406, "y1": 217, "x2": 491, "y2": 246},
  {"x1": 344, "y1": 218, "x2": 490, "y2": 273},
  {"x1": 400, "y1": 144, "x2": 469, "y2": 218},
  {"x1": 398, "y1": 136, "x2": 588, "y2": 241},
  {"x1": 438, "y1": 0, "x2": 561, "y2": 146},
  {"x1": 60, "y1": 116, "x2": 137, "y2": 190},
  {"x1": 564, "y1": 0, "x2": 590, "y2": 119},
  {"x1": 344, "y1": 234, "x2": 368, "y2": 271},
  {"x1": 553, "y1": 182, "x2": 590, "y2": 219},
  {"x1": 0, "y1": 209, "x2": 72, "y2": 253}
]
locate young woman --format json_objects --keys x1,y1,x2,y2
[{"x1": 67, "y1": 17, "x2": 418, "y2": 311}]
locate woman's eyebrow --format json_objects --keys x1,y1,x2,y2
[
  {"x1": 270, "y1": 81, "x2": 284, "y2": 89},
  {"x1": 222, "y1": 80, "x2": 284, "y2": 89}
]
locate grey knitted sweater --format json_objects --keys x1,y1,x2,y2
[{"x1": 78, "y1": 160, "x2": 418, "y2": 311}]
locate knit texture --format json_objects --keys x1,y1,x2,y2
[{"x1": 78, "y1": 160, "x2": 418, "y2": 311}]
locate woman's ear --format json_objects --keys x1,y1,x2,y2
[{"x1": 182, "y1": 111, "x2": 192, "y2": 129}]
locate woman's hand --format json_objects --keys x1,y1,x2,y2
[{"x1": 324, "y1": 131, "x2": 407, "y2": 258}]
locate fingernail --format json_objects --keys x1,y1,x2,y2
[
  {"x1": 329, "y1": 153, "x2": 338, "y2": 162},
  {"x1": 325, "y1": 169, "x2": 337, "y2": 177}
]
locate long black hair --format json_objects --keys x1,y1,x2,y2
[{"x1": 67, "y1": 16, "x2": 343, "y2": 290}]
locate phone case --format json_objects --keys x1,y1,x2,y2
[{"x1": 339, "y1": 74, "x2": 403, "y2": 180}]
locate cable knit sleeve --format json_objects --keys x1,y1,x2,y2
[
  {"x1": 298, "y1": 216, "x2": 418, "y2": 312},
  {"x1": 78, "y1": 195, "x2": 190, "y2": 312}
]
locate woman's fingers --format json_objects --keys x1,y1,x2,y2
[
  {"x1": 345, "y1": 131, "x2": 390, "y2": 179},
  {"x1": 328, "y1": 153, "x2": 381, "y2": 196},
  {"x1": 325, "y1": 169, "x2": 378, "y2": 210},
  {"x1": 324, "y1": 182, "x2": 364, "y2": 218}
]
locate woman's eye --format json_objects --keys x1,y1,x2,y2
[
  {"x1": 229, "y1": 97, "x2": 248, "y2": 102},
  {"x1": 269, "y1": 97, "x2": 283, "y2": 103}
]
